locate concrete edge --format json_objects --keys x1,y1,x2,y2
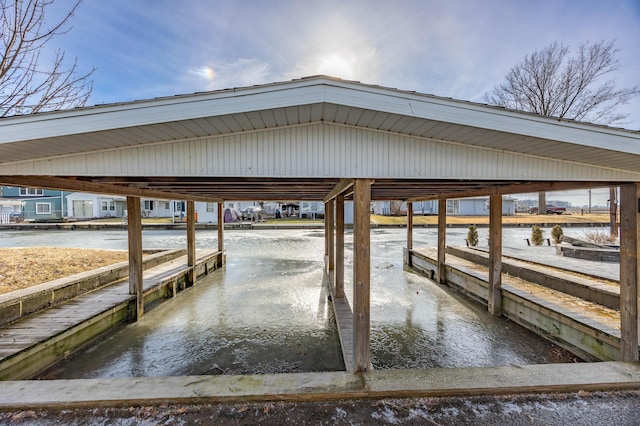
[{"x1": 0, "y1": 362, "x2": 639, "y2": 410}]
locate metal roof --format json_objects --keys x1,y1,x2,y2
[{"x1": 0, "y1": 76, "x2": 638, "y2": 201}]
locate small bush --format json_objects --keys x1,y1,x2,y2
[
  {"x1": 531, "y1": 225, "x2": 544, "y2": 246},
  {"x1": 551, "y1": 225, "x2": 563, "y2": 244},
  {"x1": 582, "y1": 229, "x2": 618, "y2": 245},
  {"x1": 467, "y1": 225, "x2": 479, "y2": 247}
]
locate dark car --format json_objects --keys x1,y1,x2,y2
[{"x1": 10, "y1": 212, "x2": 24, "y2": 222}]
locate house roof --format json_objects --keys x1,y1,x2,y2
[{"x1": 0, "y1": 76, "x2": 638, "y2": 202}]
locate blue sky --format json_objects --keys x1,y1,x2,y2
[
  {"x1": 50, "y1": 0, "x2": 639, "y2": 206},
  {"x1": 56, "y1": 0, "x2": 640, "y2": 126}
]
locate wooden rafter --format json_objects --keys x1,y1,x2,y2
[
  {"x1": 0, "y1": 175, "x2": 222, "y2": 202},
  {"x1": 406, "y1": 181, "x2": 618, "y2": 202},
  {"x1": 324, "y1": 179, "x2": 354, "y2": 203}
]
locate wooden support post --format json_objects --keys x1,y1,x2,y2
[
  {"x1": 437, "y1": 199, "x2": 446, "y2": 284},
  {"x1": 217, "y1": 202, "x2": 224, "y2": 267},
  {"x1": 406, "y1": 202, "x2": 413, "y2": 266},
  {"x1": 619, "y1": 183, "x2": 639, "y2": 361},
  {"x1": 336, "y1": 194, "x2": 345, "y2": 299},
  {"x1": 187, "y1": 200, "x2": 196, "y2": 286},
  {"x1": 324, "y1": 205, "x2": 329, "y2": 271},
  {"x1": 610, "y1": 187, "x2": 619, "y2": 237},
  {"x1": 538, "y1": 192, "x2": 546, "y2": 215},
  {"x1": 353, "y1": 179, "x2": 371, "y2": 372},
  {"x1": 488, "y1": 194, "x2": 503, "y2": 315},
  {"x1": 126, "y1": 196, "x2": 144, "y2": 319},
  {"x1": 327, "y1": 199, "x2": 335, "y2": 273}
]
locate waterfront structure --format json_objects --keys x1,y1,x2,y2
[{"x1": 0, "y1": 75, "x2": 639, "y2": 374}]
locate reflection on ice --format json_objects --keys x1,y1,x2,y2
[{"x1": 21, "y1": 227, "x2": 583, "y2": 379}]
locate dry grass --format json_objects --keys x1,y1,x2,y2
[
  {"x1": 371, "y1": 213, "x2": 611, "y2": 226},
  {"x1": 581, "y1": 229, "x2": 619, "y2": 245},
  {"x1": 0, "y1": 248, "x2": 128, "y2": 295}
]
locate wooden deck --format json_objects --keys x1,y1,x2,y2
[
  {"x1": 325, "y1": 272, "x2": 355, "y2": 371},
  {"x1": 0, "y1": 249, "x2": 221, "y2": 380},
  {"x1": 410, "y1": 247, "x2": 623, "y2": 361}
]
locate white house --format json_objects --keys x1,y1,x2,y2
[
  {"x1": 66, "y1": 193, "x2": 127, "y2": 218},
  {"x1": 373, "y1": 197, "x2": 516, "y2": 216},
  {"x1": 65, "y1": 194, "x2": 217, "y2": 222}
]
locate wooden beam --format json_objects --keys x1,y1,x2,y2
[
  {"x1": 324, "y1": 179, "x2": 354, "y2": 203},
  {"x1": 126, "y1": 197, "x2": 144, "y2": 319},
  {"x1": 217, "y1": 202, "x2": 224, "y2": 267},
  {"x1": 406, "y1": 202, "x2": 413, "y2": 267},
  {"x1": 537, "y1": 192, "x2": 547, "y2": 215},
  {"x1": 336, "y1": 194, "x2": 345, "y2": 299},
  {"x1": 0, "y1": 175, "x2": 221, "y2": 203},
  {"x1": 407, "y1": 202, "x2": 413, "y2": 251},
  {"x1": 488, "y1": 194, "x2": 503, "y2": 315},
  {"x1": 407, "y1": 181, "x2": 617, "y2": 202},
  {"x1": 619, "y1": 183, "x2": 639, "y2": 361},
  {"x1": 187, "y1": 200, "x2": 196, "y2": 286},
  {"x1": 327, "y1": 199, "x2": 335, "y2": 272},
  {"x1": 437, "y1": 199, "x2": 446, "y2": 284},
  {"x1": 324, "y1": 206, "x2": 329, "y2": 268},
  {"x1": 353, "y1": 179, "x2": 371, "y2": 372},
  {"x1": 610, "y1": 187, "x2": 619, "y2": 237}
]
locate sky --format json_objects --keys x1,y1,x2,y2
[{"x1": 47, "y1": 0, "x2": 640, "y2": 207}]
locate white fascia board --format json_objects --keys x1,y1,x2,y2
[
  {"x1": 2, "y1": 75, "x2": 639, "y2": 156},
  {"x1": 321, "y1": 84, "x2": 640, "y2": 155},
  {"x1": 0, "y1": 81, "x2": 328, "y2": 144}
]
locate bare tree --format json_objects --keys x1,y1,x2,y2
[
  {"x1": 389, "y1": 201, "x2": 403, "y2": 216},
  {"x1": 486, "y1": 40, "x2": 639, "y2": 125},
  {"x1": 486, "y1": 41, "x2": 639, "y2": 223},
  {"x1": 0, "y1": 0, "x2": 94, "y2": 117}
]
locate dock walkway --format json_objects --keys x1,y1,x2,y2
[
  {"x1": 410, "y1": 248, "x2": 622, "y2": 361},
  {"x1": 0, "y1": 249, "x2": 221, "y2": 380}
]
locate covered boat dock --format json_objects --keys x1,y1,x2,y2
[{"x1": 0, "y1": 76, "x2": 639, "y2": 396}]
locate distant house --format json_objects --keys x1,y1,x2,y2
[
  {"x1": 0, "y1": 198, "x2": 23, "y2": 223},
  {"x1": 299, "y1": 201, "x2": 324, "y2": 218},
  {"x1": 1, "y1": 186, "x2": 71, "y2": 221},
  {"x1": 373, "y1": 197, "x2": 516, "y2": 216},
  {"x1": 66, "y1": 193, "x2": 127, "y2": 219},
  {"x1": 62, "y1": 196, "x2": 252, "y2": 224},
  {"x1": 0, "y1": 198, "x2": 22, "y2": 214}
]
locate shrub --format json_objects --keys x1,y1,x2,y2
[
  {"x1": 467, "y1": 225, "x2": 479, "y2": 247},
  {"x1": 531, "y1": 225, "x2": 544, "y2": 246},
  {"x1": 551, "y1": 225, "x2": 563, "y2": 244},
  {"x1": 582, "y1": 229, "x2": 618, "y2": 245}
]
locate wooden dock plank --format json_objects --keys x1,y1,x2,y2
[
  {"x1": 413, "y1": 248, "x2": 621, "y2": 331},
  {"x1": 326, "y1": 273, "x2": 355, "y2": 372},
  {"x1": 0, "y1": 249, "x2": 220, "y2": 376},
  {"x1": 410, "y1": 247, "x2": 625, "y2": 361}
]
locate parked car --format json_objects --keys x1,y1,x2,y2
[
  {"x1": 241, "y1": 206, "x2": 263, "y2": 220},
  {"x1": 10, "y1": 212, "x2": 24, "y2": 222},
  {"x1": 528, "y1": 204, "x2": 566, "y2": 215}
]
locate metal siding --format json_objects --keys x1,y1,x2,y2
[{"x1": 1, "y1": 123, "x2": 639, "y2": 181}]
